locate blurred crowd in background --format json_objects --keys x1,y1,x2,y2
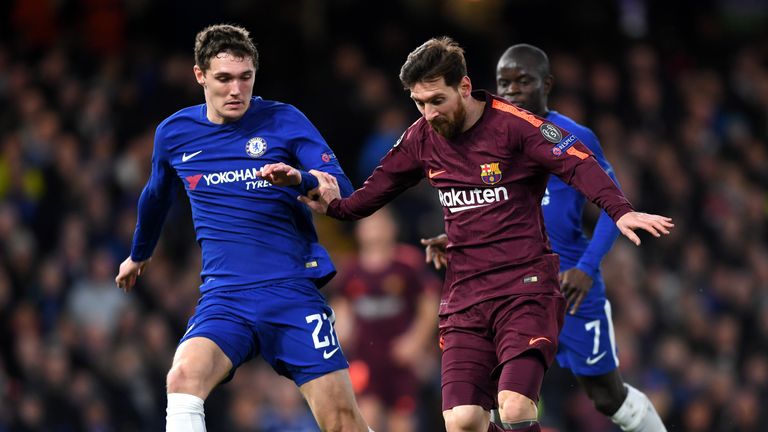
[{"x1": 0, "y1": 0, "x2": 767, "y2": 431}]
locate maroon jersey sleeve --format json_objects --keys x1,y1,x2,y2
[
  {"x1": 327, "y1": 126, "x2": 425, "y2": 220},
  {"x1": 498, "y1": 101, "x2": 633, "y2": 222}
]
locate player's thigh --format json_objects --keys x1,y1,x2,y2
[
  {"x1": 177, "y1": 291, "x2": 263, "y2": 385},
  {"x1": 167, "y1": 336, "x2": 233, "y2": 397},
  {"x1": 496, "y1": 351, "x2": 545, "y2": 420},
  {"x1": 439, "y1": 312, "x2": 498, "y2": 411},
  {"x1": 491, "y1": 293, "x2": 565, "y2": 369},
  {"x1": 256, "y1": 284, "x2": 349, "y2": 385},
  {"x1": 299, "y1": 369, "x2": 360, "y2": 423},
  {"x1": 557, "y1": 299, "x2": 619, "y2": 377}
]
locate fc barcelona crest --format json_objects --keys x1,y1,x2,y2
[{"x1": 480, "y1": 162, "x2": 502, "y2": 185}]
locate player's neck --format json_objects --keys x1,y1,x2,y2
[{"x1": 463, "y1": 98, "x2": 486, "y2": 132}]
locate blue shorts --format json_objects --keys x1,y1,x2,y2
[
  {"x1": 555, "y1": 294, "x2": 619, "y2": 377},
  {"x1": 180, "y1": 279, "x2": 348, "y2": 386}
]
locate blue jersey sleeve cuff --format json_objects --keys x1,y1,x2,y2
[
  {"x1": 575, "y1": 261, "x2": 599, "y2": 279},
  {"x1": 130, "y1": 250, "x2": 151, "y2": 263},
  {"x1": 296, "y1": 169, "x2": 319, "y2": 195}
]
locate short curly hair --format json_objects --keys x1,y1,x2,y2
[{"x1": 194, "y1": 24, "x2": 259, "y2": 73}]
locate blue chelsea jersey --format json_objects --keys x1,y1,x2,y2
[
  {"x1": 542, "y1": 111, "x2": 621, "y2": 301},
  {"x1": 130, "y1": 96, "x2": 353, "y2": 293}
]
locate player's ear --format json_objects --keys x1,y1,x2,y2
[
  {"x1": 193, "y1": 65, "x2": 206, "y2": 86},
  {"x1": 459, "y1": 76, "x2": 472, "y2": 97},
  {"x1": 543, "y1": 74, "x2": 554, "y2": 95}
]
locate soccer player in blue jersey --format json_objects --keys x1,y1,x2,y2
[
  {"x1": 422, "y1": 44, "x2": 666, "y2": 431},
  {"x1": 114, "y1": 24, "x2": 371, "y2": 432}
]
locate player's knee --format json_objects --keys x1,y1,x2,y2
[
  {"x1": 166, "y1": 362, "x2": 207, "y2": 395},
  {"x1": 442, "y1": 406, "x2": 487, "y2": 432},
  {"x1": 498, "y1": 391, "x2": 538, "y2": 423},
  {"x1": 314, "y1": 405, "x2": 358, "y2": 432}
]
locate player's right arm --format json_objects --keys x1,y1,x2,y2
[
  {"x1": 115, "y1": 125, "x2": 177, "y2": 292},
  {"x1": 300, "y1": 128, "x2": 425, "y2": 219}
]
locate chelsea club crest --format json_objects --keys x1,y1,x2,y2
[{"x1": 245, "y1": 137, "x2": 267, "y2": 158}]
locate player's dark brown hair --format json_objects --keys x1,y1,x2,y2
[
  {"x1": 194, "y1": 24, "x2": 259, "y2": 73},
  {"x1": 399, "y1": 36, "x2": 467, "y2": 89}
]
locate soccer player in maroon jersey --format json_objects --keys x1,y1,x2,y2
[
  {"x1": 331, "y1": 207, "x2": 440, "y2": 432},
  {"x1": 262, "y1": 36, "x2": 673, "y2": 432},
  {"x1": 423, "y1": 44, "x2": 667, "y2": 432}
]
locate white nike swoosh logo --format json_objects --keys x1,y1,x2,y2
[
  {"x1": 586, "y1": 351, "x2": 607, "y2": 365},
  {"x1": 183, "y1": 323, "x2": 196, "y2": 337},
  {"x1": 182, "y1": 150, "x2": 203, "y2": 162},
  {"x1": 447, "y1": 203, "x2": 493, "y2": 213},
  {"x1": 323, "y1": 347, "x2": 340, "y2": 359}
]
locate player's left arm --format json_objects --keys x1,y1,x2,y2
[
  {"x1": 564, "y1": 202, "x2": 620, "y2": 314},
  {"x1": 520, "y1": 122, "x2": 673, "y2": 245},
  {"x1": 572, "y1": 128, "x2": 621, "y2": 277},
  {"x1": 563, "y1": 130, "x2": 621, "y2": 313},
  {"x1": 261, "y1": 106, "x2": 354, "y2": 197}
]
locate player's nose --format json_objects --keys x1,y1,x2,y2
[
  {"x1": 229, "y1": 81, "x2": 242, "y2": 96},
  {"x1": 425, "y1": 105, "x2": 440, "y2": 121},
  {"x1": 501, "y1": 84, "x2": 520, "y2": 97}
]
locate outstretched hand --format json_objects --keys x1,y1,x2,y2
[
  {"x1": 297, "y1": 169, "x2": 341, "y2": 214},
  {"x1": 420, "y1": 234, "x2": 448, "y2": 270},
  {"x1": 616, "y1": 212, "x2": 674, "y2": 245},
  {"x1": 560, "y1": 268, "x2": 593, "y2": 315},
  {"x1": 259, "y1": 162, "x2": 301, "y2": 186},
  {"x1": 115, "y1": 257, "x2": 149, "y2": 292}
]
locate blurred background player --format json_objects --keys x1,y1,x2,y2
[
  {"x1": 114, "y1": 24, "x2": 371, "y2": 432},
  {"x1": 330, "y1": 207, "x2": 440, "y2": 432}
]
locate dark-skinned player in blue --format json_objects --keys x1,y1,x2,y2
[
  {"x1": 422, "y1": 44, "x2": 666, "y2": 432},
  {"x1": 114, "y1": 24, "x2": 373, "y2": 432}
]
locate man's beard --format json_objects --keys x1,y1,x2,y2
[{"x1": 429, "y1": 103, "x2": 466, "y2": 139}]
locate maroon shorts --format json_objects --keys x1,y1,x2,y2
[
  {"x1": 439, "y1": 292, "x2": 566, "y2": 411},
  {"x1": 349, "y1": 359, "x2": 419, "y2": 413}
]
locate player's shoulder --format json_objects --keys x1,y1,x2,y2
[
  {"x1": 155, "y1": 103, "x2": 207, "y2": 140},
  {"x1": 547, "y1": 111, "x2": 599, "y2": 145},
  {"x1": 394, "y1": 116, "x2": 430, "y2": 149},
  {"x1": 253, "y1": 97, "x2": 319, "y2": 134},
  {"x1": 485, "y1": 93, "x2": 548, "y2": 134},
  {"x1": 252, "y1": 96, "x2": 305, "y2": 119},
  {"x1": 159, "y1": 103, "x2": 203, "y2": 124}
]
